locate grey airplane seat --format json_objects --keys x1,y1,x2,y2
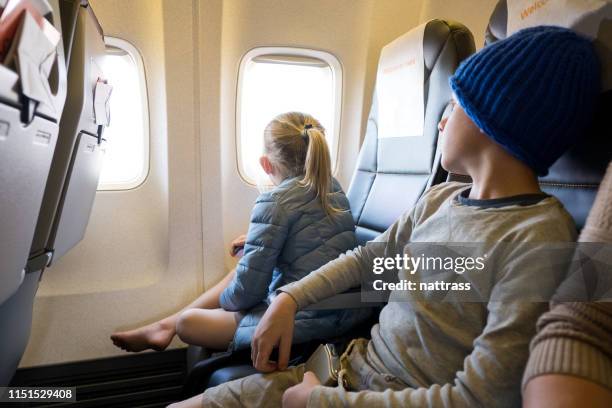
[
  {"x1": 0, "y1": 0, "x2": 68, "y2": 386},
  {"x1": 347, "y1": 20, "x2": 475, "y2": 246},
  {"x1": 30, "y1": 0, "x2": 108, "y2": 265},
  {"x1": 0, "y1": 0, "x2": 68, "y2": 310},
  {"x1": 0, "y1": 0, "x2": 109, "y2": 386},
  {"x1": 182, "y1": 19, "x2": 476, "y2": 397},
  {"x1": 479, "y1": 0, "x2": 612, "y2": 230}
]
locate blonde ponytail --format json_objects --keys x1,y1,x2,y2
[
  {"x1": 263, "y1": 112, "x2": 340, "y2": 216},
  {"x1": 300, "y1": 126, "x2": 339, "y2": 215}
]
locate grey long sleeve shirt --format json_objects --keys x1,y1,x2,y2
[{"x1": 280, "y1": 182, "x2": 577, "y2": 407}]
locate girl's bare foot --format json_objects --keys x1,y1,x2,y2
[{"x1": 111, "y1": 319, "x2": 176, "y2": 352}]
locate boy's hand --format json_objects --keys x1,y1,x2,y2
[
  {"x1": 282, "y1": 372, "x2": 321, "y2": 408},
  {"x1": 251, "y1": 292, "x2": 297, "y2": 372},
  {"x1": 229, "y1": 234, "x2": 247, "y2": 257}
]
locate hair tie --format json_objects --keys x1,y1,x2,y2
[{"x1": 302, "y1": 124, "x2": 313, "y2": 144}]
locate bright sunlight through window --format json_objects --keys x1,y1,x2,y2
[
  {"x1": 97, "y1": 37, "x2": 149, "y2": 190},
  {"x1": 237, "y1": 48, "x2": 342, "y2": 185}
]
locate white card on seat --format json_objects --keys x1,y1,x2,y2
[
  {"x1": 376, "y1": 22, "x2": 427, "y2": 139},
  {"x1": 507, "y1": 0, "x2": 609, "y2": 39}
]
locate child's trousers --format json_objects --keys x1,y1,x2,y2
[{"x1": 201, "y1": 338, "x2": 407, "y2": 407}]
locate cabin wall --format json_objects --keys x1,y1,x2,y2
[{"x1": 22, "y1": 0, "x2": 497, "y2": 367}]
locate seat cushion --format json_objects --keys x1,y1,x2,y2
[{"x1": 208, "y1": 365, "x2": 258, "y2": 388}]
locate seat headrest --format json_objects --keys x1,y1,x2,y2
[
  {"x1": 376, "y1": 22, "x2": 427, "y2": 140},
  {"x1": 485, "y1": 0, "x2": 612, "y2": 90}
]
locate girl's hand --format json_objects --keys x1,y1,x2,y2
[
  {"x1": 251, "y1": 292, "x2": 297, "y2": 372},
  {"x1": 229, "y1": 234, "x2": 247, "y2": 257},
  {"x1": 282, "y1": 372, "x2": 321, "y2": 408}
]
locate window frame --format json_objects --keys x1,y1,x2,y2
[
  {"x1": 97, "y1": 36, "x2": 150, "y2": 191},
  {"x1": 235, "y1": 46, "x2": 343, "y2": 186}
]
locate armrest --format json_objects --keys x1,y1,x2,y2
[
  {"x1": 304, "y1": 287, "x2": 385, "y2": 310},
  {"x1": 183, "y1": 342, "x2": 320, "y2": 397},
  {"x1": 186, "y1": 345, "x2": 210, "y2": 372}
]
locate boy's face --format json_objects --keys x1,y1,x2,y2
[{"x1": 438, "y1": 100, "x2": 493, "y2": 175}]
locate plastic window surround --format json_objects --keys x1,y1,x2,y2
[
  {"x1": 236, "y1": 47, "x2": 343, "y2": 186},
  {"x1": 97, "y1": 36, "x2": 150, "y2": 191}
]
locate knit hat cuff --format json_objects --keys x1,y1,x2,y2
[
  {"x1": 522, "y1": 337, "x2": 612, "y2": 391},
  {"x1": 449, "y1": 77, "x2": 548, "y2": 176}
]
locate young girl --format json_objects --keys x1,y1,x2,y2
[{"x1": 111, "y1": 112, "x2": 370, "y2": 352}]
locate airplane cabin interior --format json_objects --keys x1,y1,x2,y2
[{"x1": 0, "y1": 0, "x2": 611, "y2": 407}]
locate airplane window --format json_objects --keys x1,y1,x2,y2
[
  {"x1": 237, "y1": 48, "x2": 342, "y2": 185},
  {"x1": 97, "y1": 37, "x2": 149, "y2": 191}
]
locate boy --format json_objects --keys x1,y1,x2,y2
[{"x1": 171, "y1": 26, "x2": 600, "y2": 408}]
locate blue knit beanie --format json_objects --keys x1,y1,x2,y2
[{"x1": 449, "y1": 26, "x2": 600, "y2": 176}]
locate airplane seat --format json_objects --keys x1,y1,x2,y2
[
  {"x1": 0, "y1": 0, "x2": 109, "y2": 386},
  {"x1": 0, "y1": 0, "x2": 67, "y2": 386},
  {"x1": 182, "y1": 19, "x2": 476, "y2": 397},
  {"x1": 30, "y1": 0, "x2": 108, "y2": 265},
  {"x1": 481, "y1": 0, "x2": 612, "y2": 230},
  {"x1": 347, "y1": 19, "x2": 475, "y2": 245}
]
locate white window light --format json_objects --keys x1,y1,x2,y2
[
  {"x1": 97, "y1": 36, "x2": 149, "y2": 191},
  {"x1": 236, "y1": 47, "x2": 342, "y2": 186}
]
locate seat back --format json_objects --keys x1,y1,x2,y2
[
  {"x1": 484, "y1": 0, "x2": 612, "y2": 230},
  {"x1": 348, "y1": 19, "x2": 475, "y2": 245},
  {"x1": 0, "y1": 0, "x2": 68, "y2": 386},
  {"x1": 0, "y1": 0, "x2": 68, "y2": 307},
  {"x1": 31, "y1": 0, "x2": 109, "y2": 262}
]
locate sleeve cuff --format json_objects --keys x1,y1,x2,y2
[
  {"x1": 522, "y1": 337, "x2": 612, "y2": 391},
  {"x1": 277, "y1": 282, "x2": 309, "y2": 310}
]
